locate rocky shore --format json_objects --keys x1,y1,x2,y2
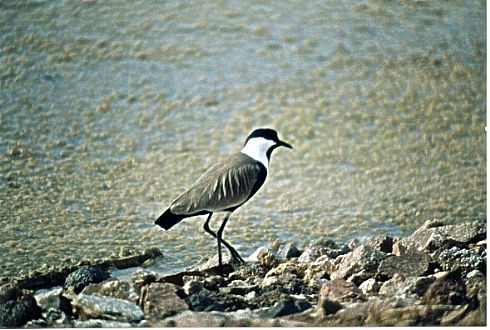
[{"x1": 0, "y1": 219, "x2": 486, "y2": 327}]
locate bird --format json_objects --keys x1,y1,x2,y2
[{"x1": 154, "y1": 128, "x2": 292, "y2": 273}]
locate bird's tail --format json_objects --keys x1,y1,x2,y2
[{"x1": 154, "y1": 208, "x2": 184, "y2": 230}]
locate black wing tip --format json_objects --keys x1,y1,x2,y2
[{"x1": 154, "y1": 208, "x2": 183, "y2": 230}]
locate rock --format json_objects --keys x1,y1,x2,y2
[
  {"x1": 160, "y1": 310, "x2": 227, "y2": 327},
  {"x1": 365, "y1": 304, "x2": 454, "y2": 326},
  {"x1": 364, "y1": 236, "x2": 393, "y2": 253},
  {"x1": 258, "y1": 298, "x2": 311, "y2": 318},
  {"x1": 392, "y1": 240, "x2": 407, "y2": 256},
  {"x1": 378, "y1": 273, "x2": 406, "y2": 296},
  {"x1": 303, "y1": 256, "x2": 334, "y2": 287},
  {"x1": 69, "y1": 293, "x2": 144, "y2": 323},
  {"x1": 194, "y1": 253, "x2": 236, "y2": 275},
  {"x1": 81, "y1": 279, "x2": 137, "y2": 303},
  {"x1": 219, "y1": 284, "x2": 259, "y2": 296},
  {"x1": 64, "y1": 265, "x2": 110, "y2": 293},
  {"x1": 317, "y1": 297, "x2": 343, "y2": 318},
  {"x1": 376, "y1": 249, "x2": 432, "y2": 280},
  {"x1": 73, "y1": 319, "x2": 132, "y2": 328},
  {"x1": 379, "y1": 274, "x2": 435, "y2": 298},
  {"x1": 318, "y1": 279, "x2": 364, "y2": 302},
  {"x1": 0, "y1": 295, "x2": 43, "y2": 327},
  {"x1": 228, "y1": 262, "x2": 268, "y2": 285},
  {"x1": 110, "y1": 247, "x2": 163, "y2": 269},
  {"x1": 129, "y1": 270, "x2": 157, "y2": 288},
  {"x1": 423, "y1": 271, "x2": 466, "y2": 305},
  {"x1": 464, "y1": 270, "x2": 486, "y2": 309},
  {"x1": 246, "y1": 246, "x2": 270, "y2": 262},
  {"x1": 331, "y1": 245, "x2": 387, "y2": 281},
  {"x1": 43, "y1": 308, "x2": 70, "y2": 326},
  {"x1": 141, "y1": 282, "x2": 188, "y2": 320},
  {"x1": 434, "y1": 246, "x2": 485, "y2": 276},
  {"x1": 457, "y1": 307, "x2": 486, "y2": 326},
  {"x1": 160, "y1": 270, "x2": 205, "y2": 287},
  {"x1": 0, "y1": 283, "x2": 19, "y2": 304},
  {"x1": 265, "y1": 262, "x2": 306, "y2": 278},
  {"x1": 276, "y1": 242, "x2": 301, "y2": 260},
  {"x1": 256, "y1": 248, "x2": 280, "y2": 269},
  {"x1": 440, "y1": 304, "x2": 471, "y2": 326},
  {"x1": 183, "y1": 279, "x2": 205, "y2": 295},
  {"x1": 34, "y1": 286, "x2": 63, "y2": 311},
  {"x1": 347, "y1": 269, "x2": 372, "y2": 286},
  {"x1": 186, "y1": 288, "x2": 248, "y2": 312},
  {"x1": 261, "y1": 271, "x2": 305, "y2": 295},
  {"x1": 358, "y1": 278, "x2": 380, "y2": 295},
  {"x1": 407, "y1": 220, "x2": 485, "y2": 252},
  {"x1": 297, "y1": 244, "x2": 327, "y2": 263},
  {"x1": 203, "y1": 275, "x2": 225, "y2": 291}
]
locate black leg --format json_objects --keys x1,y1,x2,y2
[
  {"x1": 216, "y1": 212, "x2": 232, "y2": 274},
  {"x1": 203, "y1": 213, "x2": 244, "y2": 263}
]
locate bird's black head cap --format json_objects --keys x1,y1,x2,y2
[{"x1": 245, "y1": 128, "x2": 279, "y2": 144}]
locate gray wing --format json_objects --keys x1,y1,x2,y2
[{"x1": 169, "y1": 153, "x2": 266, "y2": 215}]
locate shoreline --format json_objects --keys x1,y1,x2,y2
[{"x1": 0, "y1": 219, "x2": 486, "y2": 327}]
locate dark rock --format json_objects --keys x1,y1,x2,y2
[
  {"x1": 261, "y1": 272, "x2": 305, "y2": 295},
  {"x1": 203, "y1": 275, "x2": 225, "y2": 291},
  {"x1": 317, "y1": 297, "x2": 343, "y2": 318},
  {"x1": 219, "y1": 284, "x2": 259, "y2": 296},
  {"x1": 64, "y1": 265, "x2": 110, "y2": 294},
  {"x1": 69, "y1": 293, "x2": 144, "y2": 322},
  {"x1": 0, "y1": 283, "x2": 19, "y2": 304},
  {"x1": 277, "y1": 242, "x2": 301, "y2": 260},
  {"x1": 183, "y1": 279, "x2": 205, "y2": 295},
  {"x1": 434, "y1": 246, "x2": 485, "y2": 276},
  {"x1": 186, "y1": 289, "x2": 248, "y2": 312},
  {"x1": 0, "y1": 295, "x2": 43, "y2": 327},
  {"x1": 331, "y1": 245, "x2": 387, "y2": 280},
  {"x1": 43, "y1": 308, "x2": 70, "y2": 326},
  {"x1": 228, "y1": 262, "x2": 268, "y2": 285},
  {"x1": 160, "y1": 270, "x2": 205, "y2": 287},
  {"x1": 364, "y1": 236, "x2": 393, "y2": 253},
  {"x1": 259, "y1": 298, "x2": 311, "y2": 318},
  {"x1": 318, "y1": 279, "x2": 365, "y2": 302},
  {"x1": 376, "y1": 249, "x2": 432, "y2": 280},
  {"x1": 141, "y1": 282, "x2": 188, "y2": 320},
  {"x1": 423, "y1": 270, "x2": 466, "y2": 305},
  {"x1": 347, "y1": 269, "x2": 372, "y2": 286}
]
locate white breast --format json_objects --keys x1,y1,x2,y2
[{"x1": 240, "y1": 137, "x2": 275, "y2": 169}]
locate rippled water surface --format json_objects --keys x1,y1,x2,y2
[{"x1": 1, "y1": 0, "x2": 486, "y2": 278}]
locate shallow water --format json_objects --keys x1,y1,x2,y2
[{"x1": 0, "y1": 0, "x2": 486, "y2": 278}]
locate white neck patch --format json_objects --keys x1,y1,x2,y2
[{"x1": 241, "y1": 137, "x2": 276, "y2": 169}]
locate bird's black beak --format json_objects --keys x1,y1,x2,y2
[{"x1": 277, "y1": 139, "x2": 293, "y2": 149}]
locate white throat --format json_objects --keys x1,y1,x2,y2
[{"x1": 240, "y1": 137, "x2": 275, "y2": 169}]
